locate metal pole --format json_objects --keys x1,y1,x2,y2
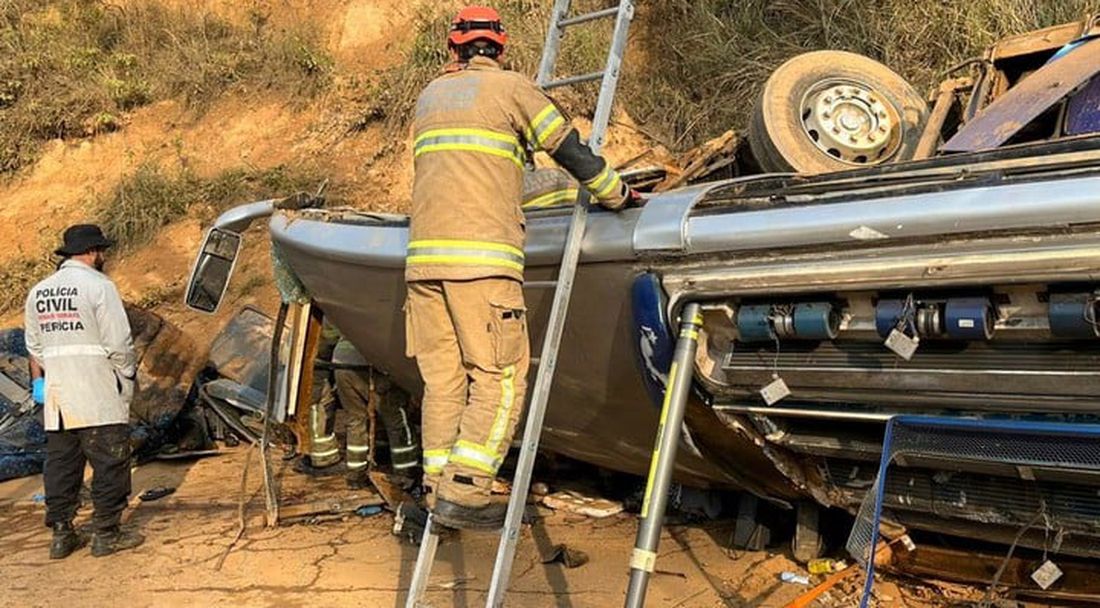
[
  {"x1": 624, "y1": 303, "x2": 704, "y2": 608},
  {"x1": 405, "y1": 514, "x2": 440, "y2": 608}
]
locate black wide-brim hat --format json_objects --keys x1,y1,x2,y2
[{"x1": 54, "y1": 224, "x2": 115, "y2": 256}]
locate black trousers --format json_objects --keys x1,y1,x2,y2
[{"x1": 44, "y1": 422, "x2": 131, "y2": 531}]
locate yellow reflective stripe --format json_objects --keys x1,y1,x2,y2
[
  {"x1": 487, "y1": 366, "x2": 516, "y2": 450},
  {"x1": 530, "y1": 105, "x2": 557, "y2": 131},
  {"x1": 450, "y1": 440, "x2": 502, "y2": 475},
  {"x1": 642, "y1": 360, "x2": 678, "y2": 518},
  {"x1": 530, "y1": 104, "x2": 566, "y2": 147},
  {"x1": 415, "y1": 143, "x2": 524, "y2": 168},
  {"x1": 523, "y1": 188, "x2": 579, "y2": 209},
  {"x1": 407, "y1": 239, "x2": 525, "y2": 271},
  {"x1": 538, "y1": 117, "x2": 564, "y2": 146},
  {"x1": 680, "y1": 329, "x2": 699, "y2": 340},
  {"x1": 595, "y1": 172, "x2": 622, "y2": 198},
  {"x1": 406, "y1": 255, "x2": 524, "y2": 272},
  {"x1": 423, "y1": 449, "x2": 449, "y2": 474},
  {"x1": 584, "y1": 164, "x2": 623, "y2": 200},
  {"x1": 414, "y1": 128, "x2": 524, "y2": 168},
  {"x1": 415, "y1": 128, "x2": 519, "y2": 146},
  {"x1": 408, "y1": 239, "x2": 524, "y2": 258}
]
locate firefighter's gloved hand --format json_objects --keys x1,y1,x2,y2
[
  {"x1": 32, "y1": 377, "x2": 45, "y2": 405},
  {"x1": 623, "y1": 188, "x2": 646, "y2": 209}
]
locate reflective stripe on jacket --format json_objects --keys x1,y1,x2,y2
[
  {"x1": 522, "y1": 167, "x2": 579, "y2": 209},
  {"x1": 23, "y1": 260, "x2": 135, "y2": 430},
  {"x1": 407, "y1": 57, "x2": 576, "y2": 282}
]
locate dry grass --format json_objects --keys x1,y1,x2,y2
[
  {"x1": 0, "y1": 0, "x2": 331, "y2": 173},
  {"x1": 627, "y1": 0, "x2": 1094, "y2": 148},
  {"x1": 0, "y1": 254, "x2": 55, "y2": 315},
  {"x1": 360, "y1": 0, "x2": 1092, "y2": 150},
  {"x1": 357, "y1": 0, "x2": 613, "y2": 131},
  {"x1": 0, "y1": 161, "x2": 335, "y2": 315},
  {"x1": 99, "y1": 162, "x2": 335, "y2": 253}
]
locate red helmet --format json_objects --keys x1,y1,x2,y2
[{"x1": 448, "y1": 6, "x2": 508, "y2": 51}]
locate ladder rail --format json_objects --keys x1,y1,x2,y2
[
  {"x1": 536, "y1": 0, "x2": 572, "y2": 86},
  {"x1": 485, "y1": 2, "x2": 636, "y2": 606}
]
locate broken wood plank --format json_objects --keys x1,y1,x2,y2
[
  {"x1": 657, "y1": 130, "x2": 739, "y2": 192},
  {"x1": 278, "y1": 495, "x2": 384, "y2": 521}
]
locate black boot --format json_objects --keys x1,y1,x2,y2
[
  {"x1": 432, "y1": 497, "x2": 507, "y2": 531},
  {"x1": 345, "y1": 467, "x2": 372, "y2": 490},
  {"x1": 49, "y1": 522, "x2": 85, "y2": 560},
  {"x1": 91, "y1": 526, "x2": 144, "y2": 557}
]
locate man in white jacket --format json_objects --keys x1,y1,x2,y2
[{"x1": 24, "y1": 224, "x2": 142, "y2": 559}]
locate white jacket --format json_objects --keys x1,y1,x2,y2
[{"x1": 24, "y1": 260, "x2": 136, "y2": 430}]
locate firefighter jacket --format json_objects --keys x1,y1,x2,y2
[
  {"x1": 407, "y1": 56, "x2": 626, "y2": 282},
  {"x1": 24, "y1": 260, "x2": 136, "y2": 430}
]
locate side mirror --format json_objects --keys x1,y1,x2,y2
[{"x1": 185, "y1": 228, "x2": 242, "y2": 314}]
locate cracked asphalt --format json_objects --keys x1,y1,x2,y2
[{"x1": 0, "y1": 446, "x2": 914, "y2": 607}]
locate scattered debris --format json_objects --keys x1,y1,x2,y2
[
  {"x1": 783, "y1": 563, "x2": 861, "y2": 608},
  {"x1": 780, "y1": 571, "x2": 810, "y2": 585},
  {"x1": 808, "y1": 558, "x2": 847, "y2": 575},
  {"x1": 432, "y1": 577, "x2": 475, "y2": 591},
  {"x1": 355, "y1": 505, "x2": 383, "y2": 518},
  {"x1": 541, "y1": 490, "x2": 623, "y2": 519},
  {"x1": 279, "y1": 496, "x2": 385, "y2": 522},
  {"x1": 657, "y1": 130, "x2": 739, "y2": 191},
  {"x1": 138, "y1": 486, "x2": 177, "y2": 502},
  {"x1": 540, "y1": 544, "x2": 589, "y2": 569}
]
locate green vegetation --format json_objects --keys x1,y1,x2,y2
[
  {"x1": 0, "y1": 162, "x2": 331, "y2": 315},
  {"x1": 0, "y1": 0, "x2": 331, "y2": 173},
  {"x1": 0, "y1": 254, "x2": 54, "y2": 315},
  {"x1": 629, "y1": 0, "x2": 1093, "y2": 147},
  {"x1": 364, "y1": 0, "x2": 1091, "y2": 149},
  {"x1": 99, "y1": 162, "x2": 333, "y2": 252},
  {"x1": 359, "y1": 0, "x2": 611, "y2": 130}
]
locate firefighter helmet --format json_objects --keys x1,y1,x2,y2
[{"x1": 448, "y1": 6, "x2": 508, "y2": 52}]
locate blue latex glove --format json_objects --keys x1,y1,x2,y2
[{"x1": 32, "y1": 377, "x2": 45, "y2": 405}]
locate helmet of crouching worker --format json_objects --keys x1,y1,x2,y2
[{"x1": 448, "y1": 5, "x2": 508, "y2": 61}]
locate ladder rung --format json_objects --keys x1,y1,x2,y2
[
  {"x1": 523, "y1": 281, "x2": 558, "y2": 289},
  {"x1": 545, "y1": 71, "x2": 606, "y2": 90},
  {"x1": 530, "y1": 357, "x2": 541, "y2": 366},
  {"x1": 558, "y1": 7, "x2": 619, "y2": 28}
]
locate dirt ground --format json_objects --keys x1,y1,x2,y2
[{"x1": 0, "y1": 446, "x2": 975, "y2": 608}]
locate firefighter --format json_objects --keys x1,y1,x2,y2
[
  {"x1": 405, "y1": 6, "x2": 641, "y2": 530},
  {"x1": 332, "y1": 337, "x2": 421, "y2": 489},
  {"x1": 299, "y1": 321, "x2": 421, "y2": 489},
  {"x1": 23, "y1": 224, "x2": 144, "y2": 558},
  {"x1": 297, "y1": 321, "x2": 342, "y2": 474}
]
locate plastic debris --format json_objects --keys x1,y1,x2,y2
[
  {"x1": 541, "y1": 490, "x2": 623, "y2": 518},
  {"x1": 356, "y1": 505, "x2": 383, "y2": 517},
  {"x1": 808, "y1": 558, "x2": 847, "y2": 575},
  {"x1": 780, "y1": 572, "x2": 810, "y2": 585}
]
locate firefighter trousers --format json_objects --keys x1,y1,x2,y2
[
  {"x1": 406, "y1": 278, "x2": 529, "y2": 508},
  {"x1": 333, "y1": 369, "x2": 421, "y2": 473}
]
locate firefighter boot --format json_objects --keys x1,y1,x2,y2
[
  {"x1": 432, "y1": 497, "x2": 507, "y2": 531},
  {"x1": 49, "y1": 522, "x2": 85, "y2": 559},
  {"x1": 91, "y1": 526, "x2": 145, "y2": 557}
]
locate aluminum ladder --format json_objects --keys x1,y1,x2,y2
[{"x1": 405, "y1": 2, "x2": 636, "y2": 606}]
